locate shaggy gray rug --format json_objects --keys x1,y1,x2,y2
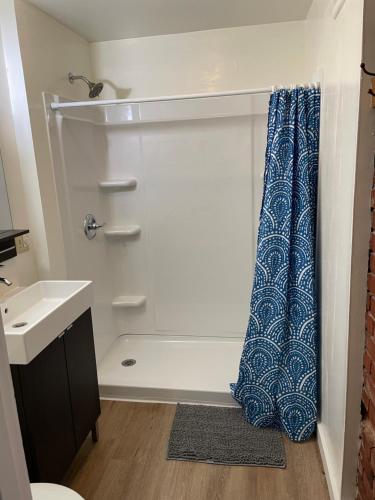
[{"x1": 167, "y1": 404, "x2": 286, "y2": 468}]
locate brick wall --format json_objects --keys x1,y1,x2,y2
[{"x1": 357, "y1": 178, "x2": 375, "y2": 500}]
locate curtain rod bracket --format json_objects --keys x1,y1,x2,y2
[
  {"x1": 361, "y1": 63, "x2": 375, "y2": 108},
  {"x1": 361, "y1": 62, "x2": 375, "y2": 76}
]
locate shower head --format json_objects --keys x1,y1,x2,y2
[
  {"x1": 88, "y1": 81, "x2": 104, "y2": 98},
  {"x1": 68, "y1": 72, "x2": 104, "y2": 99}
]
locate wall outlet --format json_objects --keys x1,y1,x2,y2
[{"x1": 15, "y1": 235, "x2": 29, "y2": 254}]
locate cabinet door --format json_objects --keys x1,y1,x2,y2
[
  {"x1": 16, "y1": 336, "x2": 76, "y2": 483},
  {"x1": 64, "y1": 309, "x2": 100, "y2": 449}
]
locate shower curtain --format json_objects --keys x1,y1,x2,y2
[{"x1": 232, "y1": 87, "x2": 320, "y2": 442}]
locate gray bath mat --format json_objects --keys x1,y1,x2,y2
[{"x1": 167, "y1": 404, "x2": 286, "y2": 468}]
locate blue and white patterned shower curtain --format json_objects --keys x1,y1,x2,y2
[{"x1": 232, "y1": 87, "x2": 320, "y2": 442}]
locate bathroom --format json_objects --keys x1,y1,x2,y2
[{"x1": 0, "y1": 0, "x2": 374, "y2": 499}]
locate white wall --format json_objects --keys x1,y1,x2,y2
[
  {"x1": 0, "y1": 158, "x2": 13, "y2": 229},
  {"x1": 14, "y1": 0, "x2": 94, "y2": 279},
  {"x1": 0, "y1": 0, "x2": 95, "y2": 293},
  {"x1": 0, "y1": 0, "x2": 39, "y2": 295},
  {"x1": 91, "y1": 21, "x2": 309, "y2": 99},
  {"x1": 306, "y1": 1, "x2": 365, "y2": 499}
]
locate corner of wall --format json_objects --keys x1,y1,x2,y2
[
  {"x1": 307, "y1": 0, "x2": 365, "y2": 498},
  {"x1": 10, "y1": 0, "x2": 95, "y2": 279},
  {"x1": 0, "y1": 0, "x2": 46, "y2": 284},
  {"x1": 318, "y1": 424, "x2": 340, "y2": 500}
]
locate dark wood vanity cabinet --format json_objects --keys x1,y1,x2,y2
[{"x1": 11, "y1": 308, "x2": 100, "y2": 483}]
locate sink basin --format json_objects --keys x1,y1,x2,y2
[{"x1": 2, "y1": 281, "x2": 93, "y2": 364}]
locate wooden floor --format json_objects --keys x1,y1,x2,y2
[{"x1": 64, "y1": 400, "x2": 329, "y2": 500}]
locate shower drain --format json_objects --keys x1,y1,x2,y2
[{"x1": 121, "y1": 359, "x2": 136, "y2": 367}]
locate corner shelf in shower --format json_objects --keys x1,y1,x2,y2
[
  {"x1": 112, "y1": 296, "x2": 146, "y2": 308},
  {"x1": 98, "y1": 178, "x2": 137, "y2": 190},
  {"x1": 104, "y1": 225, "x2": 141, "y2": 237}
]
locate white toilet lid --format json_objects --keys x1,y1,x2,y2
[{"x1": 30, "y1": 483, "x2": 84, "y2": 500}]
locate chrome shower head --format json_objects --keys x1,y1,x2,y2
[
  {"x1": 88, "y1": 81, "x2": 104, "y2": 98},
  {"x1": 68, "y1": 72, "x2": 103, "y2": 99}
]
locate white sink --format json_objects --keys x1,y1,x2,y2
[{"x1": 1, "y1": 281, "x2": 93, "y2": 364}]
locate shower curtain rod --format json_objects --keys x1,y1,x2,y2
[{"x1": 50, "y1": 83, "x2": 320, "y2": 110}]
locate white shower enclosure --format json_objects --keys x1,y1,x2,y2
[{"x1": 45, "y1": 92, "x2": 268, "y2": 405}]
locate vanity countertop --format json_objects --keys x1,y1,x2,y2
[{"x1": 2, "y1": 280, "x2": 93, "y2": 364}]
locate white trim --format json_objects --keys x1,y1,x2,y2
[{"x1": 317, "y1": 424, "x2": 340, "y2": 500}]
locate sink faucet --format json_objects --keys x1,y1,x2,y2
[{"x1": 0, "y1": 277, "x2": 12, "y2": 286}]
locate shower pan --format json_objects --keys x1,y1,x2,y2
[{"x1": 44, "y1": 91, "x2": 268, "y2": 405}]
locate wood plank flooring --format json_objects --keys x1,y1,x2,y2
[{"x1": 64, "y1": 400, "x2": 329, "y2": 500}]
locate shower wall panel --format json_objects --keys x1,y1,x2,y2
[
  {"x1": 45, "y1": 95, "x2": 116, "y2": 361},
  {"x1": 47, "y1": 93, "x2": 268, "y2": 347},
  {"x1": 104, "y1": 95, "x2": 268, "y2": 338}
]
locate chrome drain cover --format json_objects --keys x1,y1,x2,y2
[
  {"x1": 12, "y1": 322, "x2": 28, "y2": 328},
  {"x1": 121, "y1": 359, "x2": 136, "y2": 367}
]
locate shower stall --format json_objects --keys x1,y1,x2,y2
[{"x1": 44, "y1": 91, "x2": 268, "y2": 405}]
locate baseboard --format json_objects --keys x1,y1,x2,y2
[
  {"x1": 99, "y1": 384, "x2": 241, "y2": 407},
  {"x1": 317, "y1": 424, "x2": 340, "y2": 500}
]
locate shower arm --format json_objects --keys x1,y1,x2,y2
[{"x1": 68, "y1": 73, "x2": 91, "y2": 86}]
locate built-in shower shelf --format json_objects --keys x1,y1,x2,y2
[
  {"x1": 104, "y1": 225, "x2": 141, "y2": 237},
  {"x1": 112, "y1": 296, "x2": 146, "y2": 308},
  {"x1": 98, "y1": 178, "x2": 137, "y2": 190}
]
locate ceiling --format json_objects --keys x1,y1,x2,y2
[{"x1": 26, "y1": 0, "x2": 313, "y2": 42}]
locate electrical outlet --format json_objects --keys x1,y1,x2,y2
[{"x1": 15, "y1": 235, "x2": 29, "y2": 254}]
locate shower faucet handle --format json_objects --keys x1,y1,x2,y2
[
  {"x1": 90, "y1": 221, "x2": 105, "y2": 230},
  {"x1": 84, "y1": 214, "x2": 106, "y2": 240}
]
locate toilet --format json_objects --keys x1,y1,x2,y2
[{"x1": 30, "y1": 483, "x2": 84, "y2": 499}]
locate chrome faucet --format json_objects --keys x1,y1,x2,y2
[{"x1": 0, "y1": 277, "x2": 12, "y2": 286}]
